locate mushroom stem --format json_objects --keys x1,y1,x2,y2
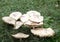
[
  {"x1": 19, "y1": 39, "x2": 22, "y2": 42},
  {"x1": 32, "y1": 26, "x2": 35, "y2": 29}
]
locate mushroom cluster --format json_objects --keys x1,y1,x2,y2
[
  {"x1": 2, "y1": 12, "x2": 23, "y2": 29},
  {"x1": 2, "y1": 11, "x2": 55, "y2": 39},
  {"x1": 20, "y1": 11, "x2": 43, "y2": 28}
]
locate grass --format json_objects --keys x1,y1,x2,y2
[{"x1": 0, "y1": 0, "x2": 60, "y2": 42}]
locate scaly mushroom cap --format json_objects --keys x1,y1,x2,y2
[
  {"x1": 27, "y1": 11, "x2": 43, "y2": 22},
  {"x1": 31, "y1": 28, "x2": 55, "y2": 37},
  {"x1": 12, "y1": 33, "x2": 29, "y2": 39},
  {"x1": 2, "y1": 16, "x2": 16, "y2": 25},
  {"x1": 14, "y1": 21, "x2": 23, "y2": 29},
  {"x1": 20, "y1": 14, "x2": 29, "y2": 23},
  {"x1": 9, "y1": 12, "x2": 22, "y2": 20}
]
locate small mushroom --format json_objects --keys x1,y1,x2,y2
[
  {"x1": 20, "y1": 14, "x2": 29, "y2": 23},
  {"x1": 29, "y1": 22, "x2": 43, "y2": 26},
  {"x1": 24, "y1": 20, "x2": 32, "y2": 25},
  {"x1": 31, "y1": 28, "x2": 55, "y2": 37},
  {"x1": 2, "y1": 16, "x2": 16, "y2": 25},
  {"x1": 14, "y1": 21, "x2": 23, "y2": 29},
  {"x1": 29, "y1": 16, "x2": 43, "y2": 23},
  {"x1": 12, "y1": 33, "x2": 29, "y2": 38},
  {"x1": 27, "y1": 11, "x2": 43, "y2": 23},
  {"x1": 9, "y1": 12, "x2": 22, "y2": 20},
  {"x1": 24, "y1": 20, "x2": 43, "y2": 29}
]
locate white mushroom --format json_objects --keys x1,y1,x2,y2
[
  {"x1": 14, "y1": 21, "x2": 23, "y2": 29},
  {"x1": 9, "y1": 12, "x2": 22, "y2": 20},
  {"x1": 31, "y1": 28, "x2": 55, "y2": 37},
  {"x1": 24, "y1": 20, "x2": 32, "y2": 25},
  {"x1": 27, "y1": 11, "x2": 41, "y2": 16},
  {"x1": 24, "y1": 20, "x2": 43, "y2": 28},
  {"x1": 39, "y1": 22, "x2": 43, "y2": 25},
  {"x1": 29, "y1": 16, "x2": 43, "y2": 23},
  {"x1": 46, "y1": 28, "x2": 55, "y2": 37},
  {"x1": 2, "y1": 16, "x2": 16, "y2": 25},
  {"x1": 27, "y1": 11, "x2": 43, "y2": 22},
  {"x1": 12, "y1": 33, "x2": 29, "y2": 38},
  {"x1": 20, "y1": 14, "x2": 29, "y2": 23},
  {"x1": 29, "y1": 22, "x2": 43, "y2": 26}
]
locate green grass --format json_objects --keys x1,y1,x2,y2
[{"x1": 0, "y1": 0, "x2": 60, "y2": 42}]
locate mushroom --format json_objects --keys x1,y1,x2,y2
[
  {"x1": 2, "y1": 16, "x2": 16, "y2": 25},
  {"x1": 20, "y1": 14, "x2": 29, "y2": 23},
  {"x1": 24, "y1": 20, "x2": 43, "y2": 29},
  {"x1": 9, "y1": 12, "x2": 22, "y2": 20},
  {"x1": 29, "y1": 16, "x2": 43, "y2": 23},
  {"x1": 14, "y1": 21, "x2": 23, "y2": 29},
  {"x1": 2, "y1": 17, "x2": 23, "y2": 29},
  {"x1": 12, "y1": 33, "x2": 29, "y2": 42},
  {"x1": 27, "y1": 11, "x2": 43, "y2": 23},
  {"x1": 46, "y1": 28, "x2": 55, "y2": 37},
  {"x1": 12, "y1": 33, "x2": 29, "y2": 38},
  {"x1": 20, "y1": 11, "x2": 43, "y2": 29},
  {"x1": 31, "y1": 28, "x2": 55, "y2": 37}
]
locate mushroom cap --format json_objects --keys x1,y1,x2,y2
[
  {"x1": 20, "y1": 14, "x2": 29, "y2": 23},
  {"x1": 12, "y1": 33, "x2": 29, "y2": 39},
  {"x1": 9, "y1": 12, "x2": 22, "y2": 20},
  {"x1": 14, "y1": 21, "x2": 23, "y2": 29},
  {"x1": 24, "y1": 20, "x2": 43, "y2": 27},
  {"x1": 27, "y1": 11, "x2": 41, "y2": 16},
  {"x1": 2, "y1": 16, "x2": 16, "y2": 25},
  {"x1": 24, "y1": 20, "x2": 32, "y2": 25},
  {"x1": 29, "y1": 16, "x2": 43, "y2": 23},
  {"x1": 29, "y1": 22, "x2": 43, "y2": 26},
  {"x1": 31, "y1": 28, "x2": 55, "y2": 37},
  {"x1": 31, "y1": 28, "x2": 44, "y2": 36},
  {"x1": 27, "y1": 11, "x2": 43, "y2": 22},
  {"x1": 46, "y1": 28, "x2": 55, "y2": 37}
]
